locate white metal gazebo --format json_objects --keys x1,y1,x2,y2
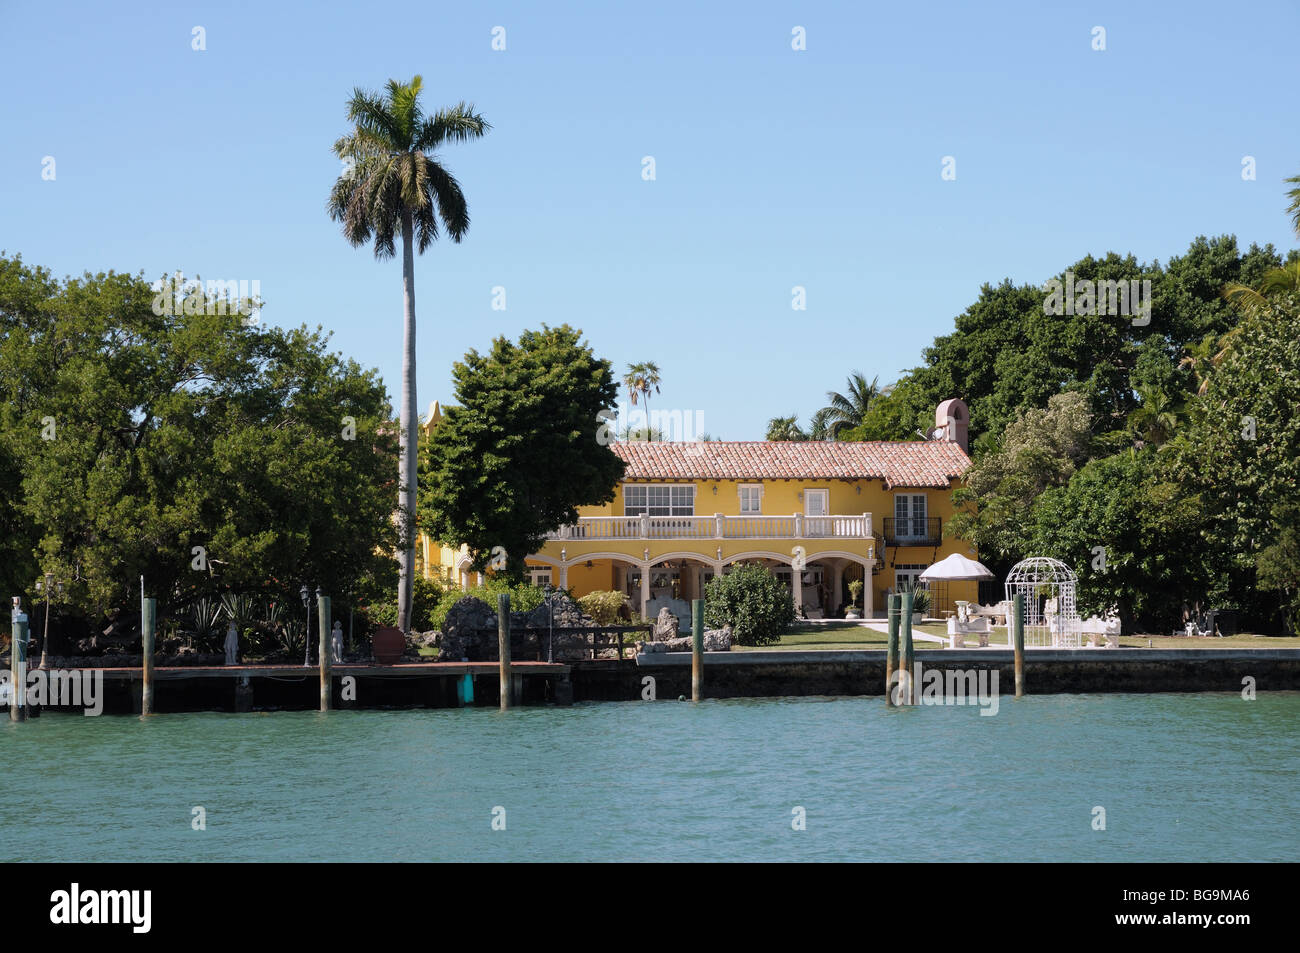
[{"x1": 1004, "y1": 557, "x2": 1082, "y2": 648}]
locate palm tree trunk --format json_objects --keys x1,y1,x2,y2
[{"x1": 397, "y1": 213, "x2": 417, "y2": 635}]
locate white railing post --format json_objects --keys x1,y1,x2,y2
[
  {"x1": 715, "y1": 513, "x2": 724, "y2": 539},
  {"x1": 793, "y1": 513, "x2": 803, "y2": 538},
  {"x1": 639, "y1": 513, "x2": 650, "y2": 538}
]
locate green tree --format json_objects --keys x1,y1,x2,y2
[
  {"x1": 327, "y1": 74, "x2": 490, "y2": 635},
  {"x1": 0, "y1": 256, "x2": 400, "y2": 634},
  {"x1": 1028, "y1": 451, "x2": 1209, "y2": 631},
  {"x1": 948, "y1": 392, "x2": 1092, "y2": 560},
  {"x1": 420, "y1": 325, "x2": 626, "y2": 581},
  {"x1": 1168, "y1": 293, "x2": 1300, "y2": 632},
  {"x1": 1256, "y1": 503, "x2": 1300, "y2": 634},
  {"x1": 765, "y1": 415, "x2": 806, "y2": 441},
  {"x1": 900, "y1": 238, "x2": 1279, "y2": 444}
]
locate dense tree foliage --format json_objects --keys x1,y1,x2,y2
[
  {"x1": 419, "y1": 325, "x2": 626, "y2": 580},
  {"x1": 0, "y1": 255, "x2": 400, "y2": 640},
  {"x1": 779, "y1": 229, "x2": 1297, "y2": 632},
  {"x1": 1166, "y1": 294, "x2": 1300, "y2": 631}
]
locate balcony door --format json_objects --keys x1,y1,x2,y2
[
  {"x1": 894, "y1": 493, "x2": 927, "y2": 540},
  {"x1": 804, "y1": 489, "x2": 828, "y2": 537}
]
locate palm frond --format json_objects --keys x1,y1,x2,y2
[{"x1": 414, "y1": 102, "x2": 491, "y2": 152}]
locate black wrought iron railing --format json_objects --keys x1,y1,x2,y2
[{"x1": 882, "y1": 516, "x2": 941, "y2": 547}]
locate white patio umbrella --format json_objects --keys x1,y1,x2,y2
[{"x1": 919, "y1": 552, "x2": 995, "y2": 581}]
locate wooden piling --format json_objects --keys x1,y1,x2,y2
[
  {"x1": 885, "y1": 593, "x2": 900, "y2": 706},
  {"x1": 691, "y1": 598, "x2": 704, "y2": 702},
  {"x1": 234, "y1": 675, "x2": 253, "y2": 713},
  {"x1": 140, "y1": 597, "x2": 156, "y2": 717},
  {"x1": 317, "y1": 593, "x2": 331, "y2": 712},
  {"x1": 10, "y1": 604, "x2": 29, "y2": 722},
  {"x1": 1013, "y1": 592, "x2": 1025, "y2": 698},
  {"x1": 900, "y1": 590, "x2": 915, "y2": 704},
  {"x1": 498, "y1": 593, "x2": 511, "y2": 710}
]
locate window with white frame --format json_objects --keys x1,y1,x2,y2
[
  {"x1": 894, "y1": 563, "x2": 929, "y2": 590},
  {"x1": 738, "y1": 484, "x2": 762, "y2": 514},
  {"x1": 526, "y1": 567, "x2": 552, "y2": 588},
  {"x1": 624, "y1": 484, "x2": 695, "y2": 517},
  {"x1": 894, "y1": 493, "x2": 928, "y2": 538}
]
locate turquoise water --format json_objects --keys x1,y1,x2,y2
[{"x1": 3, "y1": 693, "x2": 1297, "y2": 862}]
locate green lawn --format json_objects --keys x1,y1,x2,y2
[
  {"x1": 416, "y1": 624, "x2": 1300, "y2": 658},
  {"x1": 730, "y1": 621, "x2": 1300, "y2": 652},
  {"x1": 732, "y1": 621, "x2": 948, "y2": 652}
]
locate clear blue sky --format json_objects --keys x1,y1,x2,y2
[{"x1": 3, "y1": 0, "x2": 1297, "y2": 438}]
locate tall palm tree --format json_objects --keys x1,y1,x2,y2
[
  {"x1": 817, "y1": 371, "x2": 881, "y2": 439},
  {"x1": 328, "y1": 75, "x2": 489, "y2": 635},
  {"x1": 623, "y1": 362, "x2": 661, "y2": 440}
]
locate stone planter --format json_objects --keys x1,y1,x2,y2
[{"x1": 845, "y1": 608, "x2": 861, "y2": 620}]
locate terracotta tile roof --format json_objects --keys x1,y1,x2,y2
[{"x1": 611, "y1": 440, "x2": 971, "y2": 488}]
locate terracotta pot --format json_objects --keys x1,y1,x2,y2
[{"x1": 372, "y1": 626, "x2": 405, "y2": 664}]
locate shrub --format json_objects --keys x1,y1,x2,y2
[
  {"x1": 704, "y1": 563, "x2": 795, "y2": 646},
  {"x1": 365, "y1": 576, "x2": 444, "y2": 633},
  {"x1": 428, "y1": 578, "x2": 547, "y2": 633},
  {"x1": 578, "y1": 590, "x2": 630, "y2": 624}
]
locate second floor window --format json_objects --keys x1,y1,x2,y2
[
  {"x1": 625, "y1": 484, "x2": 695, "y2": 517},
  {"x1": 739, "y1": 485, "x2": 762, "y2": 514},
  {"x1": 895, "y1": 493, "x2": 928, "y2": 537}
]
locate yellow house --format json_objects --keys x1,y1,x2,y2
[{"x1": 418, "y1": 399, "x2": 979, "y2": 620}]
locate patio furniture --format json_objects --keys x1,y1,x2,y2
[{"x1": 1178, "y1": 610, "x2": 1218, "y2": 638}]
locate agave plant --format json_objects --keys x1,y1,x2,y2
[
  {"x1": 220, "y1": 593, "x2": 258, "y2": 632},
  {"x1": 188, "y1": 597, "x2": 225, "y2": 650},
  {"x1": 900, "y1": 583, "x2": 931, "y2": 616}
]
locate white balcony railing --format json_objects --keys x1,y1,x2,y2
[{"x1": 545, "y1": 513, "x2": 872, "y2": 541}]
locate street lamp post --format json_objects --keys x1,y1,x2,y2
[
  {"x1": 34, "y1": 574, "x2": 63, "y2": 671},
  {"x1": 300, "y1": 585, "x2": 311, "y2": 667},
  {"x1": 544, "y1": 583, "x2": 555, "y2": 663}
]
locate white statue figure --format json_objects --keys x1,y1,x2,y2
[
  {"x1": 331, "y1": 621, "x2": 343, "y2": 663},
  {"x1": 224, "y1": 621, "x2": 238, "y2": 665}
]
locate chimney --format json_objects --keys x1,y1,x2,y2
[{"x1": 934, "y1": 398, "x2": 968, "y2": 452}]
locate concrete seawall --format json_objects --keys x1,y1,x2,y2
[
  {"x1": 12, "y1": 650, "x2": 1298, "y2": 712},
  {"x1": 572, "y1": 649, "x2": 1300, "y2": 701}
]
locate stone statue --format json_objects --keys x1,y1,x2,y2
[
  {"x1": 224, "y1": 621, "x2": 238, "y2": 665},
  {"x1": 331, "y1": 621, "x2": 344, "y2": 663}
]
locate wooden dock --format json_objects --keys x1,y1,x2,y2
[{"x1": 58, "y1": 661, "x2": 574, "y2": 713}]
